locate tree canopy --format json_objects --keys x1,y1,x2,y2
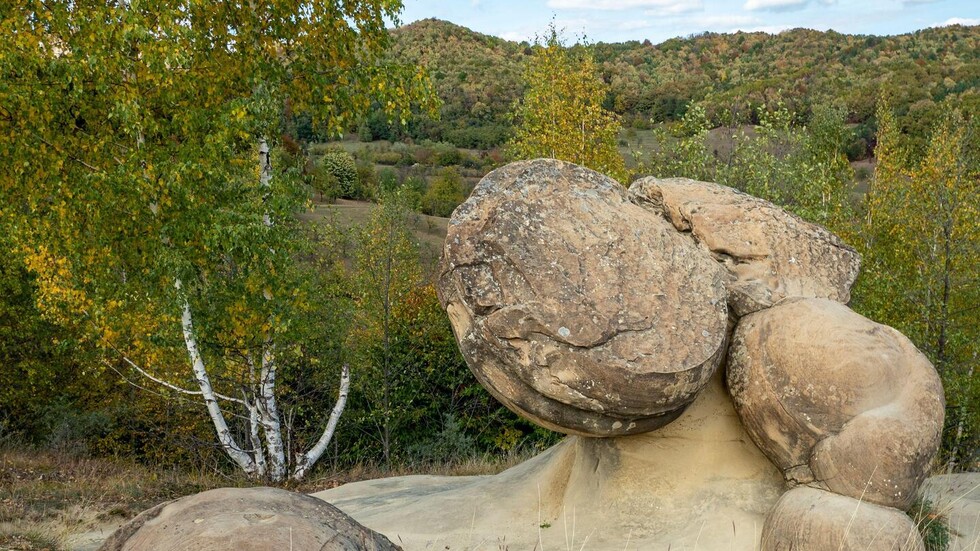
[
  {"x1": 0, "y1": 0, "x2": 434, "y2": 481},
  {"x1": 507, "y1": 27, "x2": 627, "y2": 183}
]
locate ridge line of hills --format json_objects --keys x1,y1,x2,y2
[{"x1": 355, "y1": 17, "x2": 978, "y2": 150}]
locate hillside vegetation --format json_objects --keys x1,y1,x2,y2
[{"x1": 367, "y1": 19, "x2": 979, "y2": 152}]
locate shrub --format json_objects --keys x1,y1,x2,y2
[
  {"x1": 378, "y1": 168, "x2": 401, "y2": 195},
  {"x1": 375, "y1": 150, "x2": 403, "y2": 165},
  {"x1": 406, "y1": 414, "x2": 477, "y2": 465},
  {"x1": 354, "y1": 161, "x2": 377, "y2": 200},
  {"x1": 319, "y1": 148, "x2": 358, "y2": 198},
  {"x1": 413, "y1": 146, "x2": 435, "y2": 165},
  {"x1": 436, "y1": 147, "x2": 463, "y2": 167},
  {"x1": 422, "y1": 167, "x2": 465, "y2": 217},
  {"x1": 307, "y1": 163, "x2": 341, "y2": 201}
]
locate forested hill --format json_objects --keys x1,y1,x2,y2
[{"x1": 368, "y1": 18, "x2": 979, "y2": 148}]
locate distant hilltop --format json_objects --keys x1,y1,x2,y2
[{"x1": 368, "y1": 17, "x2": 978, "y2": 149}]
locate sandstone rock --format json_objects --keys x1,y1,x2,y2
[
  {"x1": 629, "y1": 177, "x2": 861, "y2": 316},
  {"x1": 762, "y1": 487, "x2": 924, "y2": 551},
  {"x1": 437, "y1": 159, "x2": 729, "y2": 437},
  {"x1": 315, "y1": 368, "x2": 784, "y2": 550},
  {"x1": 98, "y1": 487, "x2": 400, "y2": 551},
  {"x1": 728, "y1": 297, "x2": 945, "y2": 509}
]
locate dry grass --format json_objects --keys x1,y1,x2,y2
[
  {"x1": 0, "y1": 447, "x2": 249, "y2": 550},
  {"x1": 0, "y1": 444, "x2": 529, "y2": 550}
]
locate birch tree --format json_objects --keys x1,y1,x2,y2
[
  {"x1": 857, "y1": 100, "x2": 979, "y2": 471},
  {"x1": 1, "y1": 0, "x2": 433, "y2": 481},
  {"x1": 507, "y1": 26, "x2": 628, "y2": 183}
]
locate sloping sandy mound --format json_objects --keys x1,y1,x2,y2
[{"x1": 315, "y1": 370, "x2": 784, "y2": 550}]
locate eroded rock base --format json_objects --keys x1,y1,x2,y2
[{"x1": 315, "y1": 370, "x2": 784, "y2": 550}]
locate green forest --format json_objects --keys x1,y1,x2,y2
[{"x1": 0, "y1": 4, "x2": 977, "y2": 549}]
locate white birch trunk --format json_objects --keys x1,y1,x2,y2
[
  {"x1": 258, "y1": 342, "x2": 287, "y2": 481},
  {"x1": 259, "y1": 137, "x2": 273, "y2": 227},
  {"x1": 176, "y1": 280, "x2": 257, "y2": 476},
  {"x1": 246, "y1": 398, "x2": 267, "y2": 478},
  {"x1": 292, "y1": 364, "x2": 351, "y2": 481}
]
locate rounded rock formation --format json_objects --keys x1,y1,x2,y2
[
  {"x1": 629, "y1": 177, "x2": 861, "y2": 317},
  {"x1": 98, "y1": 487, "x2": 400, "y2": 551},
  {"x1": 727, "y1": 297, "x2": 945, "y2": 509},
  {"x1": 762, "y1": 487, "x2": 924, "y2": 551},
  {"x1": 438, "y1": 159, "x2": 729, "y2": 436}
]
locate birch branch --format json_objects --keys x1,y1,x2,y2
[{"x1": 292, "y1": 363, "x2": 351, "y2": 480}]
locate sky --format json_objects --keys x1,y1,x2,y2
[{"x1": 398, "y1": 0, "x2": 979, "y2": 44}]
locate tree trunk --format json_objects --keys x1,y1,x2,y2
[
  {"x1": 177, "y1": 280, "x2": 257, "y2": 476},
  {"x1": 259, "y1": 342, "x2": 287, "y2": 481},
  {"x1": 293, "y1": 364, "x2": 351, "y2": 480}
]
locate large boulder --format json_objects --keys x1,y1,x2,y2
[
  {"x1": 438, "y1": 160, "x2": 729, "y2": 436},
  {"x1": 727, "y1": 297, "x2": 945, "y2": 509},
  {"x1": 98, "y1": 487, "x2": 400, "y2": 551},
  {"x1": 629, "y1": 177, "x2": 861, "y2": 316}
]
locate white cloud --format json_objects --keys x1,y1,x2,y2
[
  {"x1": 547, "y1": 0, "x2": 701, "y2": 11},
  {"x1": 686, "y1": 14, "x2": 762, "y2": 28},
  {"x1": 903, "y1": 0, "x2": 940, "y2": 4},
  {"x1": 500, "y1": 30, "x2": 533, "y2": 42},
  {"x1": 936, "y1": 17, "x2": 980, "y2": 26},
  {"x1": 617, "y1": 19, "x2": 654, "y2": 30},
  {"x1": 644, "y1": 0, "x2": 703, "y2": 15},
  {"x1": 743, "y1": 0, "x2": 808, "y2": 11}
]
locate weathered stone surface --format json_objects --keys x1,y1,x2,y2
[
  {"x1": 762, "y1": 487, "x2": 924, "y2": 551},
  {"x1": 629, "y1": 177, "x2": 861, "y2": 316},
  {"x1": 438, "y1": 159, "x2": 729, "y2": 436},
  {"x1": 728, "y1": 297, "x2": 945, "y2": 509},
  {"x1": 98, "y1": 487, "x2": 400, "y2": 551},
  {"x1": 315, "y1": 369, "x2": 784, "y2": 550}
]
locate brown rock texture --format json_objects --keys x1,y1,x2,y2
[
  {"x1": 629, "y1": 177, "x2": 861, "y2": 316},
  {"x1": 438, "y1": 159, "x2": 729, "y2": 436},
  {"x1": 762, "y1": 487, "x2": 924, "y2": 551},
  {"x1": 728, "y1": 297, "x2": 945, "y2": 509},
  {"x1": 98, "y1": 487, "x2": 400, "y2": 551}
]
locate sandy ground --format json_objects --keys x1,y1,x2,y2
[{"x1": 921, "y1": 474, "x2": 980, "y2": 551}]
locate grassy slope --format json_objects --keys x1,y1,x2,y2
[{"x1": 298, "y1": 198, "x2": 450, "y2": 271}]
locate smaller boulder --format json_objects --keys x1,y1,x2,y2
[
  {"x1": 727, "y1": 298, "x2": 945, "y2": 509},
  {"x1": 762, "y1": 487, "x2": 924, "y2": 551},
  {"x1": 629, "y1": 177, "x2": 860, "y2": 316},
  {"x1": 99, "y1": 487, "x2": 400, "y2": 551}
]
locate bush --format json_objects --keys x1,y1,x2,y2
[
  {"x1": 354, "y1": 161, "x2": 377, "y2": 200},
  {"x1": 307, "y1": 162, "x2": 341, "y2": 201},
  {"x1": 375, "y1": 150, "x2": 403, "y2": 165},
  {"x1": 378, "y1": 168, "x2": 400, "y2": 195},
  {"x1": 406, "y1": 414, "x2": 477, "y2": 465},
  {"x1": 413, "y1": 146, "x2": 435, "y2": 166},
  {"x1": 319, "y1": 149, "x2": 358, "y2": 199},
  {"x1": 400, "y1": 175, "x2": 426, "y2": 211},
  {"x1": 909, "y1": 498, "x2": 950, "y2": 551},
  {"x1": 445, "y1": 125, "x2": 511, "y2": 149},
  {"x1": 436, "y1": 147, "x2": 463, "y2": 167},
  {"x1": 422, "y1": 167, "x2": 465, "y2": 217}
]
